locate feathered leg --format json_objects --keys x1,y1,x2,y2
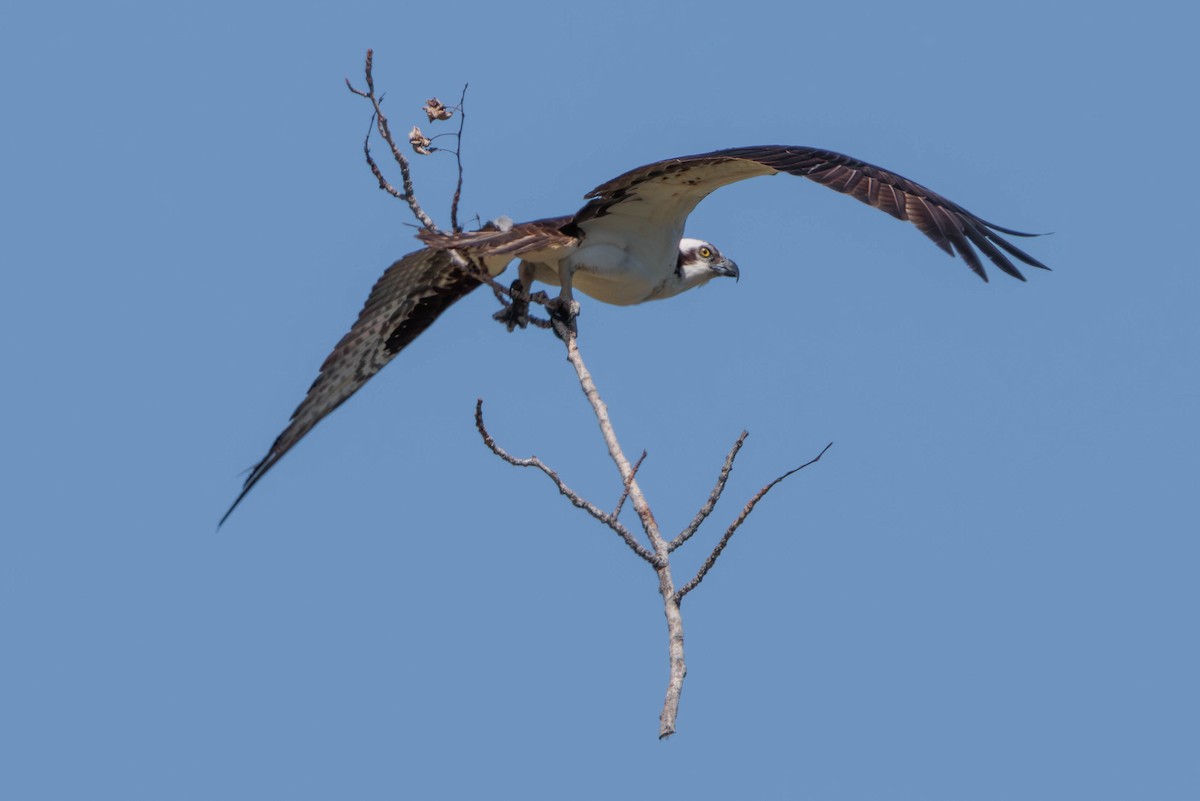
[{"x1": 545, "y1": 262, "x2": 581, "y2": 336}]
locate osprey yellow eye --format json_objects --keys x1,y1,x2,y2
[{"x1": 698, "y1": 246, "x2": 712, "y2": 259}]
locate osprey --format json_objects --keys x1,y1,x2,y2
[{"x1": 221, "y1": 145, "x2": 1048, "y2": 524}]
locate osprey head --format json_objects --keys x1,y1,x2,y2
[{"x1": 673, "y1": 238, "x2": 740, "y2": 295}]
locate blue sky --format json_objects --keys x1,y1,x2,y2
[{"x1": 3, "y1": 1, "x2": 1197, "y2": 798}]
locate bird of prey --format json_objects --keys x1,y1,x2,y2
[{"x1": 221, "y1": 145, "x2": 1048, "y2": 524}]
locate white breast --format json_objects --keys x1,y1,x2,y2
[{"x1": 558, "y1": 219, "x2": 682, "y2": 305}]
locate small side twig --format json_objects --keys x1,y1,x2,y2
[
  {"x1": 450, "y1": 83, "x2": 468, "y2": 233},
  {"x1": 345, "y1": 49, "x2": 439, "y2": 232},
  {"x1": 668, "y1": 432, "x2": 748, "y2": 553},
  {"x1": 612, "y1": 451, "x2": 647, "y2": 520},
  {"x1": 675, "y1": 442, "x2": 833, "y2": 604},
  {"x1": 359, "y1": 112, "x2": 408, "y2": 203},
  {"x1": 475, "y1": 400, "x2": 658, "y2": 565}
]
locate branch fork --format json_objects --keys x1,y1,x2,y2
[{"x1": 475, "y1": 334, "x2": 829, "y2": 737}]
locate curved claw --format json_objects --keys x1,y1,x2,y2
[
  {"x1": 544, "y1": 295, "x2": 581, "y2": 339},
  {"x1": 492, "y1": 279, "x2": 531, "y2": 331}
]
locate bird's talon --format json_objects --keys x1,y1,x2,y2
[
  {"x1": 544, "y1": 296, "x2": 580, "y2": 338},
  {"x1": 492, "y1": 306, "x2": 526, "y2": 331},
  {"x1": 492, "y1": 279, "x2": 532, "y2": 331},
  {"x1": 545, "y1": 296, "x2": 580, "y2": 320}
]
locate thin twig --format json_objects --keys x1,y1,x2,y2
[
  {"x1": 474, "y1": 400, "x2": 658, "y2": 565},
  {"x1": 450, "y1": 83, "x2": 468, "y2": 233},
  {"x1": 360, "y1": 112, "x2": 408, "y2": 202},
  {"x1": 345, "y1": 49, "x2": 439, "y2": 232},
  {"x1": 668, "y1": 432, "x2": 748, "y2": 553},
  {"x1": 612, "y1": 451, "x2": 647, "y2": 520},
  {"x1": 675, "y1": 442, "x2": 833, "y2": 604}
]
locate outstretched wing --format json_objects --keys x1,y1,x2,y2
[
  {"x1": 574, "y1": 146, "x2": 1049, "y2": 281},
  {"x1": 221, "y1": 247, "x2": 479, "y2": 525}
]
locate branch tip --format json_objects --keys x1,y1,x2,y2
[
  {"x1": 669, "y1": 429, "x2": 751, "y2": 552},
  {"x1": 675, "y1": 441, "x2": 832, "y2": 603},
  {"x1": 347, "y1": 49, "x2": 439, "y2": 231},
  {"x1": 612, "y1": 450, "x2": 648, "y2": 520}
]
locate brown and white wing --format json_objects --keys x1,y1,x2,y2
[
  {"x1": 416, "y1": 215, "x2": 579, "y2": 270},
  {"x1": 221, "y1": 247, "x2": 479, "y2": 525},
  {"x1": 574, "y1": 145, "x2": 1049, "y2": 281}
]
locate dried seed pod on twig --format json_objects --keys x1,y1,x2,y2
[
  {"x1": 422, "y1": 98, "x2": 454, "y2": 122},
  {"x1": 407, "y1": 126, "x2": 434, "y2": 155}
]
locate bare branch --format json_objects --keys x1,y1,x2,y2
[
  {"x1": 359, "y1": 113, "x2": 408, "y2": 201},
  {"x1": 450, "y1": 84, "x2": 468, "y2": 233},
  {"x1": 474, "y1": 400, "x2": 658, "y2": 565},
  {"x1": 345, "y1": 49, "x2": 439, "y2": 231},
  {"x1": 553, "y1": 327, "x2": 685, "y2": 739},
  {"x1": 668, "y1": 431, "x2": 748, "y2": 553},
  {"x1": 675, "y1": 442, "x2": 833, "y2": 604}
]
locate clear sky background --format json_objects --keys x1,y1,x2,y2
[{"x1": 3, "y1": 1, "x2": 1197, "y2": 798}]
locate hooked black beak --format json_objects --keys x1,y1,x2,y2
[{"x1": 714, "y1": 257, "x2": 740, "y2": 282}]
